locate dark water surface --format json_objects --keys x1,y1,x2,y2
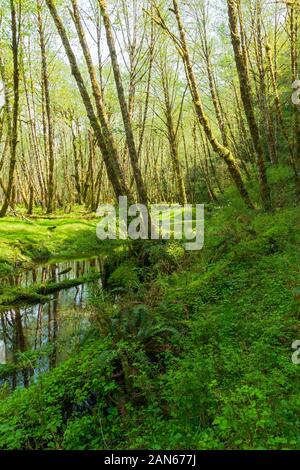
[{"x1": 0, "y1": 257, "x2": 104, "y2": 390}]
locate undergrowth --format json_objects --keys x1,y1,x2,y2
[{"x1": 0, "y1": 166, "x2": 299, "y2": 450}]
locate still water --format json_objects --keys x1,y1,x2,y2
[{"x1": 0, "y1": 257, "x2": 104, "y2": 390}]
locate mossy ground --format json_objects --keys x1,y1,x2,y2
[{"x1": 0, "y1": 212, "x2": 129, "y2": 307}]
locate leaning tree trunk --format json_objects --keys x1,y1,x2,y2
[
  {"x1": 45, "y1": 0, "x2": 131, "y2": 201},
  {"x1": 265, "y1": 41, "x2": 299, "y2": 185},
  {"x1": 289, "y1": 4, "x2": 300, "y2": 193},
  {"x1": 70, "y1": 0, "x2": 132, "y2": 203},
  {"x1": 99, "y1": 0, "x2": 149, "y2": 206},
  {"x1": 197, "y1": 4, "x2": 229, "y2": 147},
  {"x1": 226, "y1": 0, "x2": 271, "y2": 211}
]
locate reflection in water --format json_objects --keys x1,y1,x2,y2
[{"x1": 0, "y1": 257, "x2": 103, "y2": 391}]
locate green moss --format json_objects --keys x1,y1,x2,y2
[
  {"x1": 0, "y1": 216, "x2": 102, "y2": 275},
  {"x1": 108, "y1": 261, "x2": 141, "y2": 290},
  {"x1": 0, "y1": 273, "x2": 101, "y2": 306}
]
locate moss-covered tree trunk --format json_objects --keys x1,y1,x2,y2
[
  {"x1": 171, "y1": 0, "x2": 254, "y2": 209},
  {"x1": 159, "y1": 55, "x2": 187, "y2": 205},
  {"x1": 289, "y1": 4, "x2": 300, "y2": 193},
  {"x1": 37, "y1": 0, "x2": 55, "y2": 214},
  {"x1": 0, "y1": 0, "x2": 20, "y2": 218},
  {"x1": 45, "y1": 0, "x2": 131, "y2": 201},
  {"x1": 70, "y1": 0, "x2": 132, "y2": 204},
  {"x1": 99, "y1": 0, "x2": 149, "y2": 206},
  {"x1": 226, "y1": 0, "x2": 271, "y2": 210}
]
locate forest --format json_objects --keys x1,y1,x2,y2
[{"x1": 0, "y1": 0, "x2": 299, "y2": 452}]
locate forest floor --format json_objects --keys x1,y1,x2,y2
[{"x1": 0, "y1": 166, "x2": 299, "y2": 449}]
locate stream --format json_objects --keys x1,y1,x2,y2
[{"x1": 0, "y1": 257, "x2": 105, "y2": 391}]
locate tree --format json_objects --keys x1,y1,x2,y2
[
  {"x1": 0, "y1": 0, "x2": 21, "y2": 217},
  {"x1": 227, "y1": 0, "x2": 271, "y2": 210},
  {"x1": 37, "y1": 0, "x2": 55, "y2": 213},
  {"x1": 151, "y1": 0, "x2": 254, "y2": 209}
]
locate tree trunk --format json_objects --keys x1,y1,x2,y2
[
  {"x1": 45, "y1": 0, "x2": 131, "y2": 201},
  {"x1": 227, "y1": 0, "x2": 271, "y2": 210},
  {"x1": 37, "y1": 0, "x2": 55, "y2": 213}
]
